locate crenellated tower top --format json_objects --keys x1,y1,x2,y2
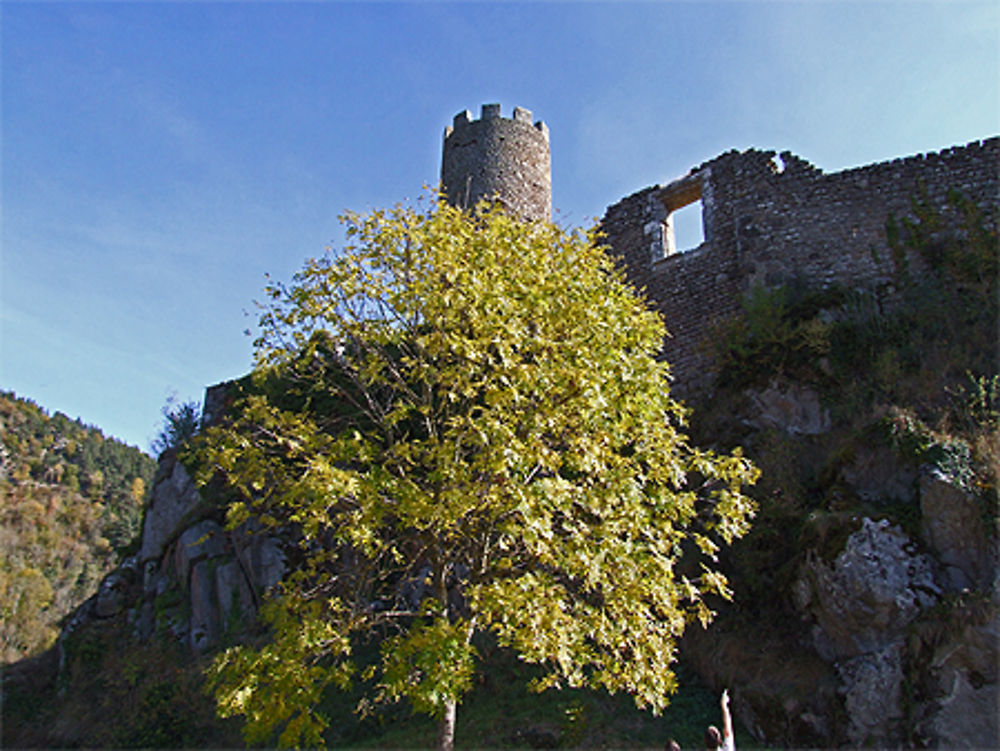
[{"x1": 441, "y1": 103, "x2": 551, "y2": 222}]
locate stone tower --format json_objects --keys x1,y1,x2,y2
[{"x1": 441, "y1": 103, "x2": 551, "y2": 222}]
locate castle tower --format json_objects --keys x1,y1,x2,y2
[{"x1": 441, "y1": 103, "x2": 551, "y2": 222}]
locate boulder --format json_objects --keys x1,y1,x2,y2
[
  {"x1": 746, "y1": 379, "x2": 830, "y2": 435},
  {"x1": 837, "y1": 643, "x2": 904, "y2": 746},
  {"x1": 794, "y1": 517, "x2": 938, "y2": 660}
]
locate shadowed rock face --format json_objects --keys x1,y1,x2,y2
[
  {"x1": 920, "y1": 468, "x2": 993, "y2": 592},
  {"x1": 63, "y1": 449, "x2": 286, "y2": 655}
]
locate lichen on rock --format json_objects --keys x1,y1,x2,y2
[{"x1": 795, "y1": 517, "x2": 938, "y2": 660}]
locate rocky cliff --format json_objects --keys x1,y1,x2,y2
[
  {"x1": 57, "y1": 447, "x2": 285, "y2": 660},
  {"x1": 679, "y1": 287, "x2": 998, "y2": 747}
]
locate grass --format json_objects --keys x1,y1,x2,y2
[{"x1": 323, "y1": 647, "x2": 757, "y2": 750}]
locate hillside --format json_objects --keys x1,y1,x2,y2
[{"x1": 0, "y1": 392, "x2": 157, "y2": 662}]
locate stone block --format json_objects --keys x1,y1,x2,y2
[{"x1": 795, "y1": 518, "x2": 938, "y2": 660}]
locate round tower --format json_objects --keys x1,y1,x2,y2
[{"x1": 441, "y1": 103, "x2": 551, "y2": 223}]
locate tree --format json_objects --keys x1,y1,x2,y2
[
  {"x1": 151, "y1": 396, "x2": 201, "y2": 457},
  {"x1": 194, "y1": 196, "x2": 758, "y2": 750}
]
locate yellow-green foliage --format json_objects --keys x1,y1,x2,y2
[
  {"x1": 0, "y1": 392, "x2": 156, "y2": 663},
  {"x1": 194, "y1": 196, "x2": 758, "y2": 747}
]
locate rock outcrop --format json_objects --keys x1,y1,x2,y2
[
  {"x1": 134, "y1": 450, "x2": 285, "y2": 651},
  {"x1": 790, "y1": 483, "x2": 997, "y2": 749},
  {"x1": 60, "y1": 447, "x2": 285, "y2": 661},
  {"x1": 686, "y1": 374, "x2": 998, "y2": 749},
  {"x1": 793, "y1": 518, "x2": 939, "y2": 745}
]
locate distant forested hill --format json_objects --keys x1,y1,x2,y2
[{"x1": 0, "y1": 392, "x2": 157, "y2": 663}]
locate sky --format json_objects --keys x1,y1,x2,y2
[{"x1": 2, "y1": 1, "x2": 998, "y2": 452}]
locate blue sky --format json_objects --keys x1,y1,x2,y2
[{"x1": 2, "y1": 1, "x2": 998, "y2": 451}]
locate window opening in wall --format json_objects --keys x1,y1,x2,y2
[{"x1": 667, "y1": 199, "x2": 704, "y2": 254}]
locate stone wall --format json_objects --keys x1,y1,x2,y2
[
  {"x1": 442, "y1": 104, "x2": 552, "y2": 223},
  {"x1": 601, "y1": 137, "x2": 1000, "y2": 391}
]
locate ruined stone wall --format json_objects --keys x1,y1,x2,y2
[
  {"x1": 601, "y1": 137, "x2": 1000, "y2": 392},
  {"x1": 442, "y1": 104, "x2": 551, "y2": 222},
  {"x1": 600, "y1": 185, "x2": 741, "y2": 387}
]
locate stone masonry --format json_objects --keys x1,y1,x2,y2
[
  {"x1": 442, "y1": 103, "x2": 552, "y2": 223},
  {"x1": 600, "y1": 138, "x2": 1000, "y2": 391}
]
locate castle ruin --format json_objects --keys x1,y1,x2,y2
[
  {"x1": 441, "y1": 104, "x2": 999, "y2": 392},
  {"x1": 603, "y1": 140, "x2": 999, "y2": 389},
  {"x1": 129, "y1": 106, "x2": 998, "y2": 748}
]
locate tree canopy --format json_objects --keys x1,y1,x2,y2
[
  {"x1": 150, "y1": 395, "x2": 202, "y2": 457},
  {"x1": 0, "y1": 391, "x2": 155, "y2": 662},
  {"x1": 194, "y1": 197, "x2": 757, "y2": 749}
]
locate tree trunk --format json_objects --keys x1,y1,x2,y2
[{"x1": 438, "y1": 699, "x2": 457, "y2": 751}]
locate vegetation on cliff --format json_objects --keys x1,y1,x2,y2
[
  {"x1": 0, "y1": 392, "x2": 156, "y2": 662},
  {"x1": 683, "y1": 191, "x2": 998, "y2": 746},
  {"x1": 702, "y1": 190, "x2": 996, "y2": 562}
]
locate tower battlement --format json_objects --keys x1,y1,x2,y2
[
  {"x1": 444, "y1": 104, "x2": 549, "y2": 140},
  {"x1": 441, "y1": 103, "x2": 551, "y2": 222}
]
